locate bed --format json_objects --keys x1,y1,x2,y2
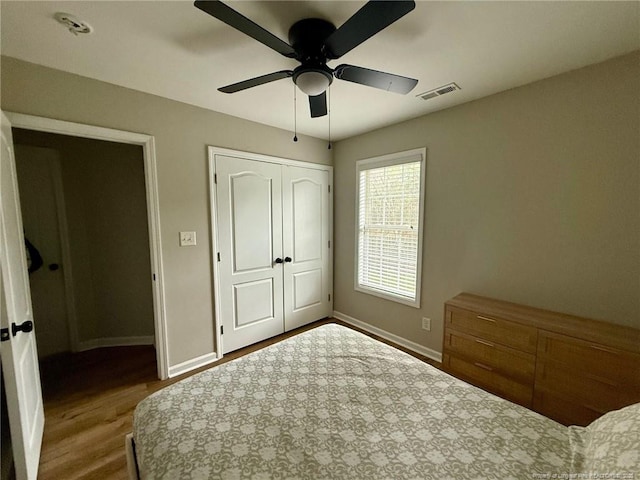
[{"x1": 128, "y1": 323, "x2": 639, "y2": 479}]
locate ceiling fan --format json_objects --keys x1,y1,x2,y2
[{"x1": 194, "y1": 0, "x2": 419, "y2": 118}]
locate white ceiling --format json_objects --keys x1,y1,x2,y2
[{"x1": 1, "y1": 1, "x2": 638, "y2": 141}]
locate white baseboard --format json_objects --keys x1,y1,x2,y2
[
  {"x1": 168, "y1": 352, "x2": 219, "y2": 378},
  {"x1": 332, "y1": 310, "x2": 442, "y2": 363},
  {"x1": 77, "y1": 335, "x2": 155, "y2": 351}
]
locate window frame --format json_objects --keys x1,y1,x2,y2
[{"x1": 354, "y1": 148, "x2": 426, "y2": 308}]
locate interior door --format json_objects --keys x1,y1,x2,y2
[
  {"x1": 14, "y1": 145, "x2": 70, "y2": 358},
  {"x1": 0, "y1": 112, "x2": 45, "y2": 480},
  {"x1": 282, "y1": 166, "x2": 331, "y2": 331},
  {"x1": 216, "y1": 156, "x2": 284, "y2": 353}
]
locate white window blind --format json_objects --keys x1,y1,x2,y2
[{"x1": 355, "y1": 150, "x2": 425, "y2": 307}]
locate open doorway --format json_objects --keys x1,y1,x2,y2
[
  {"x1": 9, "y1": 127, "x2": 164, "y2": 475},
  {"x1": 6, "y1": 113, "x2": 168, "y2": 381},
  {"x1": 2, "y1": 112, "x2": 172, "y2": 478},
  {"x1": 13, "y1": 128, "x2": 155, "y2": 357}
]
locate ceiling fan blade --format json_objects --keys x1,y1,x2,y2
[
  {"x1": 309, "y1": 92, "x2": 328, "y2": 118},
  {"x1": 324, "y1": 1, "x2": 415, "y2": 59},
  {"x1": 219, "y1": 70, "x2": 293, "y2": 93},
  {"x1": 194, "y1": 1, "x2": 296, "y2": 58},
  {"x1": 334, "y1": 64, "x2": 418, "y2": 94}
]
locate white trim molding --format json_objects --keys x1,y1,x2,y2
[
  {"x1": 77, "y1": 336, "x2": 155, "y2": 351},
  {"x1": 333, "y1": 310, "x2": 442, "y2": 363},
  {"x1": 6, "y1": 112, "x2": 169, "y2": 380},
  {"x1": 208, "y1": 146, "x2": 333, "y2": 171},
  {"x1": 168, "y1": 352, "x2": 219, "y2": 378}
]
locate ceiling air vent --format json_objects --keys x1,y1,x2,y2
[{"x1": 417, "y1": 82, "x2": 460, "y2": 101}]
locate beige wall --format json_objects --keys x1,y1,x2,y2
[
  {"x1": 1, "y1": 56, "x2": 332, "y2": 367},
  {"x1": 4, "y1": 51, "x2": 638, "y2": 365},
  {"x1": 13, "y1": 130, "x2": 155, "y2": 346},
  {"x1": 333, "y1": 52, "x2": 640, "y2": 355},
  {"x1": 75, "y1": 140, "x2": 152, "y2": 340}
]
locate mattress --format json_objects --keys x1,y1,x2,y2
[{"x1": 133, "y1": 324, "x2": 571, "y2": 479}]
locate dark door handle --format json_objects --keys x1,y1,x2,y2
[
  {"x1": 284, "y1": 257, "x2": 292, "y2": 263},
  {"x1": 49, "y1": 263, "x2": 60, "y2": 271},
  {"x1": 11, "y1": 320, "x2": 33, "y2": 337},
  {"x1": 274, "y1": 258, "x2": 284, "y2": 264}
]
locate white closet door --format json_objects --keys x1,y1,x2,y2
[
  {"x1": 215, "y1": 156, "x2": 284, "y2": 353},
  {"x1": 282, "y1": 166, "x2": 331, "y2": 331},
  {"x1": 1, "y1": 111, "x2": 45, "y2": 480}
]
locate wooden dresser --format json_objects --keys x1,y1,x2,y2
[{"x1": 442, "y1": 293, "x2": 640, "y2": 426}]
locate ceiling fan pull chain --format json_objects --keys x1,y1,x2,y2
[{"x1": 293, "y1": 84, "x2": 298, "y2": 142}]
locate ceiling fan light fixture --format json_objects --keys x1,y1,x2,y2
[{"x1": 294, "y1": 69, "x2": 332, "y2": 96}]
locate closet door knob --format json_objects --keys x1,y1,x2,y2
[
  {"x1": 274, "y1": 258, "x2": 284, "y2": 264},
  {"x1": 284, "y1": 257, "x2": 292, "y2": 263}
]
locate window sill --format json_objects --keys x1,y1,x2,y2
[{"x1": 354, "y1": 284, "x2": 420, "y2": 308}]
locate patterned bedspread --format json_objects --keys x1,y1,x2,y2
[{"x1": 133, "y1": 324, "x2": 571, "y2": 479}]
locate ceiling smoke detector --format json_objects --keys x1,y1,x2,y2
[
  {"x1": 54, "y1": 12, "x2": 93, "y2": 35},
  {"x1": 417, "y1": 82, "x2": 461, "y2": 101}
]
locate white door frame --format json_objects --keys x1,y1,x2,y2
[
  {"x1": 6, "y1": 112, "x2": 169, "y2": 380},
  {"x1": 208, "y1": 146, "x2": 333, "y2": 357}
]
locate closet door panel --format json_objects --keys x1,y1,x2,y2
[
  {"x1": 216, "y1": 156, "x2": 284, "y2": 353},
  {"x1": 282, "y1": 166, "x2": 331, "y2": 331},
  {"x1": 293, "y1": 269, "x2": 322, "y2": 310},
  {"x1": 230, "y1": 172, "x2": 275, "y2": 273},
  {"x1": 292, "y1": 179, "x2": 322, "y2": 262}
]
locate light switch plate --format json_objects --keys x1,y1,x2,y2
[{"x1": 179, "y1": 231, "x2": 197, "y2": 247}]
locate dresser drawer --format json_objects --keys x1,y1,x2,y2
[
  {"x1": 446, "y1": 306, "x2": 538, "y2": 353},
  {"x1": 533, "y1": 390, "x2": 602, "y2": 427},
  {"x1": 535, "y1": 360, "x2": 640, "y2": 415},
  {"x1": 445, "y1": 354, "x2": 533, "y2": 407},
  {"x1": 444, "y1": 329, "x2": 535, "y2": 384},
  {"x1": 537, "y1": 330, "x2": 640, "y2": 384}
]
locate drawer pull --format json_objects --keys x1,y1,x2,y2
[
  {"x1": 589, "y1": 344, "x2": 619, "y2": 355},
  {"x1": 475, "y1": 339, "x2": 495, "y2": 348},
  {"x1": 474, "y1": 362, "x2": 493, "y2": 371},
  {"x1": 477, "y1": 315, "x2": 496, "y2": 323}
]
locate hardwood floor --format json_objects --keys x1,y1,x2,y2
[{"x1": 37, "y1": 319, "x2": 437, "y2": 479}]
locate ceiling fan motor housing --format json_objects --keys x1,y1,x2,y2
[
  {"x1": 288, "y1": 18, "x2": 336, "y2": 65},
  {"x1": 289, "y1": 18, "x2": 337, "y2": 95}
]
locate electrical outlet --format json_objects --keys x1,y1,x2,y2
[
  {"x1": 179, "y1": 231, "x2": 197, "y2": 246},
  {"x1": 421, "y1": 317, "x2": 431, "y2": 331}
]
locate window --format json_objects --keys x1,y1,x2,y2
[{"x1": 355, "y1": 149, "x2": 426, "y2": 307}]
